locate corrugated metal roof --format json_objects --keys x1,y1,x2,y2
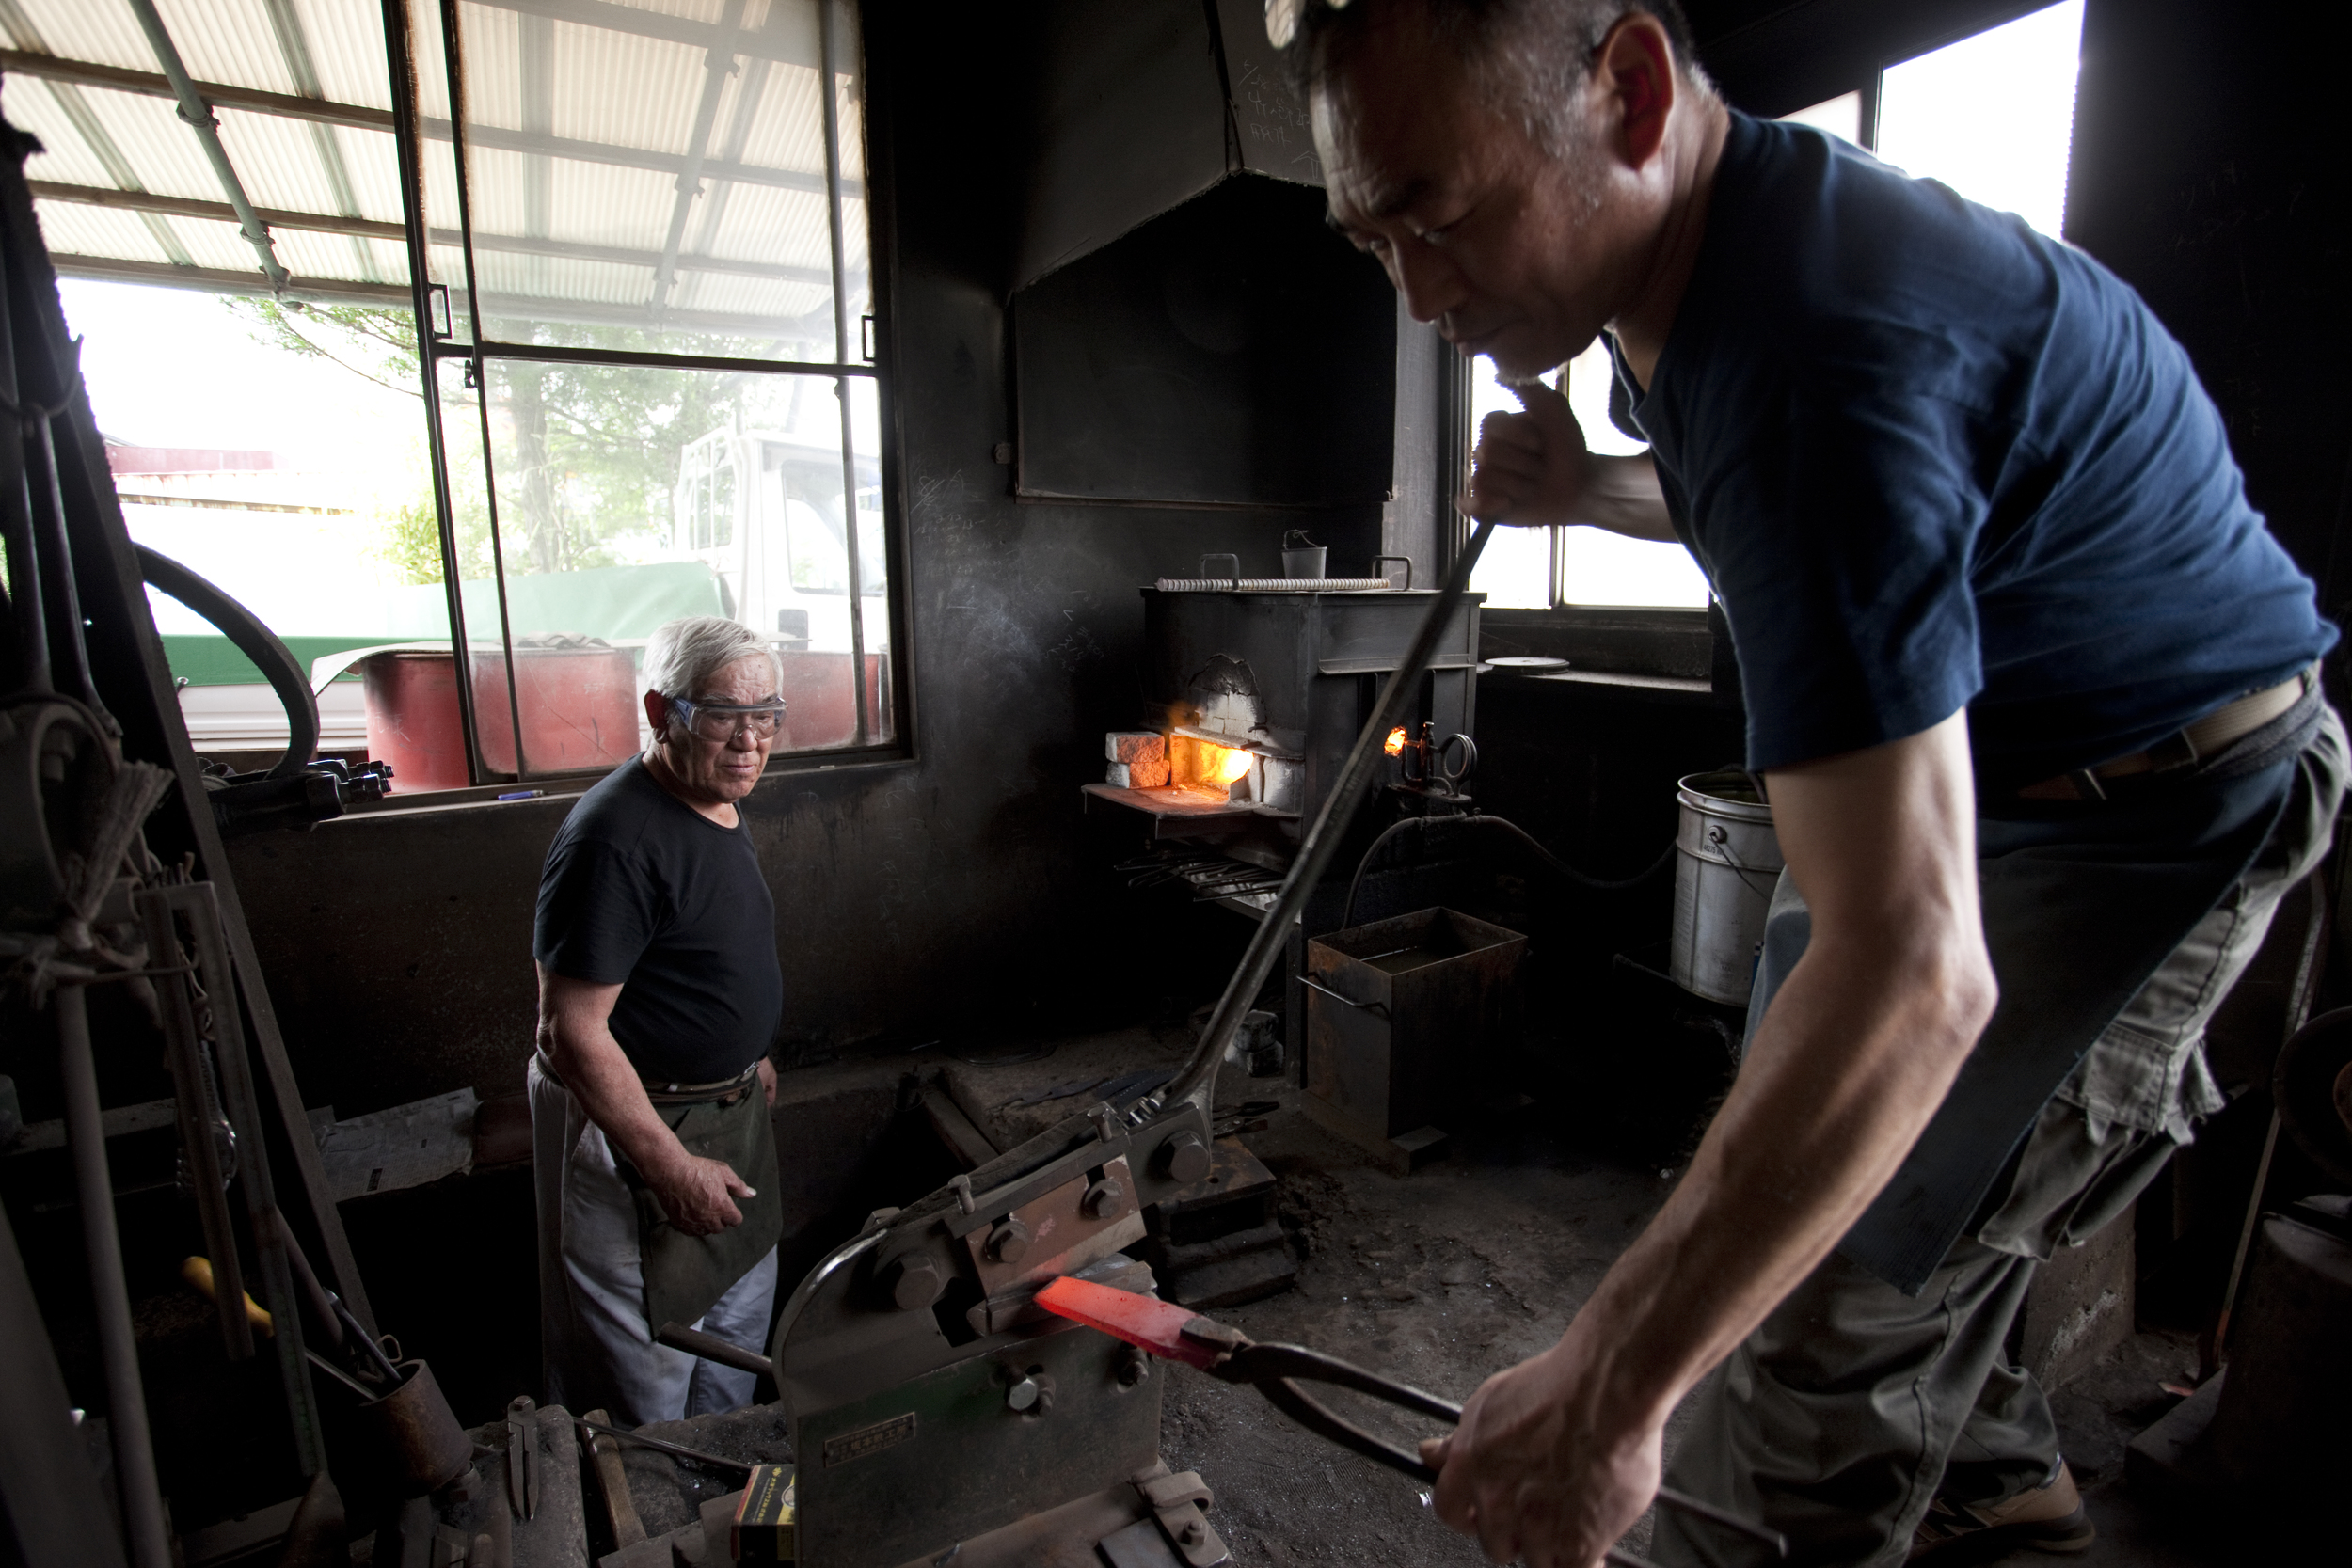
[{"x1": 6, "y1": 0, "x2": 869, "y2": 350}]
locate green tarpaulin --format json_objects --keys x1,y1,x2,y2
[{"x1": 159, "y1": 561, "x2": 729, "y2": 686}]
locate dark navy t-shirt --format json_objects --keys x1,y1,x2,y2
[
  {"x1": 534, "y1": 759, "x2": 781, "y2": 1084},
  {"x1": 1619, "y1": 112, "x2": 2335, "y2": 789}
]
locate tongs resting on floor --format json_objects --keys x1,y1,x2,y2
[{"x1": 1035, "y1": 1275, "x2": 1785, "y2": 1568}]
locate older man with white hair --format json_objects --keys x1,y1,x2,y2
[{"x1": 529, "y1": 614, "x2": 788, "y2": 1424}]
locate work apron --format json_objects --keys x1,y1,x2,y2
[
  {"x1": 541, "y1": 1053, "x2": 784, "y2": 1332},
  {"x1": 1744, "y1": 683, "x2": 2324, "y2": 1294}
]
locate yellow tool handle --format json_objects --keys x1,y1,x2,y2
[{"x1": 182, "y1": 1256, "x2": 273, "y2": 1336}]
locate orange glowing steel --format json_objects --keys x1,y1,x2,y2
[
  {"x1": 1215, "y1": 746, "x2": 1254, "y2": 784},
  {"x1": 1384, "y1": 726, "x2": 1408, "y2": 756}
]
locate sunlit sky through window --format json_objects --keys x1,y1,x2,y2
[
  {"x1": 1470, "y1": 0, "x2": 2085, "y2": 610},
  {"x1": 1877, "y1": 1, "x2": 2085, "y2": 241}
]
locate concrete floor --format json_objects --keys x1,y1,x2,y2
[
  {"x1": 939, "y1": 1053, "x2": 2224, "y2": 1568},
  {"x1": 533, "y1": 1021, "x2": 2229, "y2": 1568}
]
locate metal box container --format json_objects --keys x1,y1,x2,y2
[{"x1": 1302, "y1": 908, "x2": 1527, "y2": 1173}]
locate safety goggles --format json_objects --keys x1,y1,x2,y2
[{"x1": 669, "y1": 695, "x2": 787, "y2": 742}]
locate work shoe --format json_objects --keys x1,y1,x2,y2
[{"x1": 1909, "y1": 1461, "x2": 2095, "y2": 1560}]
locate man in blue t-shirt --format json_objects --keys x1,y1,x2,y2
[
  {"x1": 530, "y1": 616, "x2": 789, "y2": 1426},
  {"x1": 1286, "y1": 1, "x2": 2342, "y2": 1563}
]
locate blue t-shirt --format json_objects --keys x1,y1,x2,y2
[
  {"x1": 1619, "y1": 112, "x2": 2335, "y2": 788},
  {"x1": 534, "y1": 759, "x2": 782, "y2": 1084}
]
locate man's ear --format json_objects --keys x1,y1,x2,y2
[
  {"x1": 1595, "y1": 12, "x2": 1678, "y2": 169},
  {"x1": 643, "y1": 689, "x2": 668, "y2": 735}
]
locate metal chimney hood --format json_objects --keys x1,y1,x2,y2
[{"x1": 1014, "y1": 0, "x2": 1323, "y2": 293}]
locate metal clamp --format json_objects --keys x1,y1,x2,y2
[
  {"x1": 1199, "y1": 553, "x2": 1241, "y2": 589},
  {"x1": 1299, "y1": 974, "x2": 1390, "y2": 1020},
  {"x1": 1371, "y1": 555, "x2": 1414, "y2": 591}
]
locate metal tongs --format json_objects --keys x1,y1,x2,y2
[{"x1": 1036, "y1": 1275, "x2": 1786, "y2": 1568}]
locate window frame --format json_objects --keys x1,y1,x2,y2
[
  {"x1": 1451, "y1": 71, "x2": 1892, "y2": 681},
  {"x1": 376, "y1": 0, "x2": 911, "y2": 802}
]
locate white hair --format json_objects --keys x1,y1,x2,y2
[{"x1": 641, "y1": 616, "x2": 777, "y2": 701}]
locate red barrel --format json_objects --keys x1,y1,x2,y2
[{"x1": 362, "y1": 647, "x2": 642, "y2": 791}]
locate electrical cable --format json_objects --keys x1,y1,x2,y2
[{"x1": 1341, "y1": 812, "x2": 1676, "y2": 929}]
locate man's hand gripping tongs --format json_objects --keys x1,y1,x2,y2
[{"x1": 1035, "y1": 1275, "x2": 1786, "y2": 1568}]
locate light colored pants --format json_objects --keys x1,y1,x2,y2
[
  {"x1": 529, "y1": 1056, "x2": 778, "y2": 1426},
  {"x1": 1657, "y1": 709, "x2": 2345, "y2": 1567}
]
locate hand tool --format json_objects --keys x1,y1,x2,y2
[
  {"x1": 570, "y1": 1415, "x2": 755, "y2": 1476},
  {"x1": 506, "y1": 1395, "x2": 539, "y2": 1520},
  {"x1": 1036, "y1": 1275, "x2": 1787, "y2": 1568},
  {"x1": 181, "y1": 1256, "x2": 271, "y2": 1335}
]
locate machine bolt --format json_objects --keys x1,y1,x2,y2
[
  {"x1": 1179, "y1": 1518, "x2": 1204, "y2": 1545},
  {"x1": 885, "y1": 1256, "x2": 944, "y2": 1311},
  {"x1": 1157, "y1": 1131, "x2": 1211, "y2": 1185},
  {"x1": 1006, "y1": 1375, "x2": 1041, "y2": 1412},
  {"x1": 986, "y1": 1218, "x2": 1031, "y2": 1263},
  {"x1": 1116, "y1": 1346, "x2": 1151, "y2": 1387},
  {"x1": 1081, "y1": 1178, "x2": 1125, "y2": 1219}
]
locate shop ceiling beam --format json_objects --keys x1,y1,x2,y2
[
  {"x1": 123, "y1": 0, "x2": 289, "y2": 291},
  {"x1": 33, "y1": 182, "x2": 844, "y2": 287},
  {"x1": 651, "y1": 0, "x2": 748, "y2": 316},
  {"x1": 49, "y1": 254, "x2": 408, "y2": 306},
  {"x1": 0, "y1": 47, "x2": 394, "y2": 131},
  {"x1": 0, "y1": 48, "x2": 860, "y2": 199},
  {"x1": 30, "y1": 181, "x2": 403, "y2": 241},
  {"x1": 49, "y1": 253, "x2": 836, "y2": 342},
  {"x1": 469, "y1": 0, "x2": 821, "y2": 70}
]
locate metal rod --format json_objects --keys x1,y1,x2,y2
[
  {"x1": 122, "y1": 0, "x2": 290, "y2": 291},
  {"x1": 173, "y1": 882, "x2": 326, "y2": 1474},
  {"x1": 57, "y1": 986, "x2": 173, "y2": 1568},
  {"x1": 571, "y1": 1416, "x2": 754, "y2": 1475},
  {"x1": 136, "y1": 889, "x2": 252, "y2": 1361},
  {"x1": 381, "y1": 0, "x2": 487, "y2": 792},
  {"x1": 1145, "y1": 518, "x2": 1498, "y2": 1118},
  {"x1": 432, "y1": 0, "x2": 531, "y2": 784},
  {"x1": 24, "y1": 412, "x2": 103, "y2": 715},
  {"x1": 270, "y1": 1209, "x2": 344, "y2": 1354},
  {"x1": 818, "y1": 0, "x2": 871, "y2": 748},
  {"x1": 0, "y1": 241, "x2": 49, "y2": 695}
]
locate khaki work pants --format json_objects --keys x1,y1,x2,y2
[{"x1": 1656, "y1": 710, "x2": 2345, "y2": 1567}]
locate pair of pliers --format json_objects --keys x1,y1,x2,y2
[
  {"x1": 1036, "y1": 1276, "x2": 1785, "y2": 1568},
  {"x1": 506, "y1": 1395, "x2": 540, "y2": 1520}
]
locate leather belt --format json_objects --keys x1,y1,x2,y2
[
  {"x1": 2017, "y1": 665, "x2": 2315, "y2": 801},
  {"x1": 532, "y1": 1050, "x2": 760, "y2": 1105}
]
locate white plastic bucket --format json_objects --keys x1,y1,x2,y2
[{"x1": 1670, "y1": 770, "x2": 1784, "y2": 1006}]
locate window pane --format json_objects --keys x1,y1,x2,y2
[
  {"x1": 478, "y1": 359, "x2": 883, "y2": 771},
  {"x1": 1779, "y1": 90, "x2": 1864, "y2": 147},
  {"x1": 1466, "y1": 351, "x2": 1551, "y2": 608},
  {"x1": 62, "y1": 279, "x2": 453, "y2": 778},
  {"x1": 1465, "y1": 346, "x2": 1710, "y2": 609},
  {"x1": 1877, "y1": 1, "x2": 2084, "y2": 239},
  {"x1": 450, "y1": 0, "x2": 862, "y2": 360}
]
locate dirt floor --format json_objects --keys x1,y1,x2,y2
[{"x1": 938, "y1": 1023, "x2": 2224, "y2": 1568}]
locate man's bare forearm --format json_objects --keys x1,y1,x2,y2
[
  {"x1": 1573, "y1": 453, "x2": 1679, "y2": 542},
  {"x1": 1558, "y1": 928, "x2": 1995, "y2": 1434},
  {"x1": 543, "y1": 1015, "x2": 691, "y2": 1183}
]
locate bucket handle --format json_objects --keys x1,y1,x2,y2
[
  {"x1": 1301, "y1": 974, "x2": 1391, "y2": 1020},
  {"x1": 1704, "y1": 824, "x2": 1782, "y2": 899}
]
